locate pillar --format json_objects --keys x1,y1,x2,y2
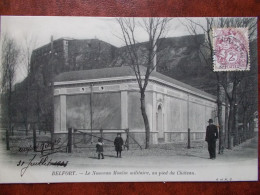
[
  {"x1": 187, "y1": 94, "x2": 190, "y2": 130},
  {"x1": 164, "y1": 95, "x2": 168, "y2": 132},
  {"x1": 60, "y1": 95, "x2": 67, "y2": 131},
  {"x1": 121, "y1": 91, "x2": 128, "y2": 129},
  {"x1": 152, "y1": 92, "x2": 157, "y2": 132}
]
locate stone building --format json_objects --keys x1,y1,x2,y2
[
  {"x1": 31, "y1": 38, "x2": 116, "y2": 76},
  {"x1": 54, "y1": 66, "x2": 224, "y2": 144}
]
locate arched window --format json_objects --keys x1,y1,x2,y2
[{"x1": 157, "y1": 104, "x2": 164, "y2": 139}]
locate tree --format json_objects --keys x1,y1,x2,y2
[
  {"x1": 117, "y1": 18, "x2": 171, "y2": 148},
  {"x1": 182, "y1": 18, "x2": 226, "y2": 152},
  {"x1": 20, "y1": 35, "x2": 37, "y2": 133},
  {"x1": 216, "y1": 18, "x2": 257, "y2": 147},
  {"x1": 0, "y1": 34, "x2": 20, "y2": 132},
  {"x1": 237, "y1": 39, "x2": 258, "y2": 141},
  {"x1": 182, "y1": 17, "x2": 257, "y2": 149}
]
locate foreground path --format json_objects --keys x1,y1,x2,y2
[
  {"x1": 1, "y1": 137, "x2": 257, "y2": 167},
  {"x1": 0, "y1": 137, "x2": 258, "y2": 182},
  {"x1": 65, "y1": 137, "x2": 258, "y2": 168}
]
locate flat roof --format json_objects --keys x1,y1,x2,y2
[{"x1": 54, "y1": 66, "x2": 216, "y2": 100}]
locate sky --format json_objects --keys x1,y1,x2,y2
[
  {"x1": 0, "y1": 16, "x2": 205, "y2": 83},
  {"x1": 1, "y1": 16, "x2": 195, "y2": 48},
  {"x1": 1, "y1": 16, "x2": 255, "y2": 84}
]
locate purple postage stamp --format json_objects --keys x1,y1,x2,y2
[{"x1": 213, "y1": 28, "x2": 249, "y2": 71}]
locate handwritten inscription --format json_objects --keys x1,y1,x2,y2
[
  {"x1": 18, "y1": 138, "x2": 62, "y2": 155},
  {"x1": 17, "y1": 154, "x2": 69, "y2": 177},
  {"x1": 16, "y1": 138, "x2": 69, "y2": 177}
]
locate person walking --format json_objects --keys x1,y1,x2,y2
[
  {"x1": 205, "y1": 119, "x2": 218, "y2": 159},
  {"x1": 114, "y1": 133, "x2": 124, "y2": 158},
  {"x1": 96, "y1": 138, "x2": 104, "y2": 159}
]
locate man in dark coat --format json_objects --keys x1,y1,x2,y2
[
  {"x1": 114, "y1": 133, "x2": 124, "y2": 158},
  {"x1": 205, "y1": 119, "x2": 218, "y2": 159}
]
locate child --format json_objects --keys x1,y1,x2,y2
[
  {"x1": 96, "y1": 138, "x2": 104, "y2": 159},
  {"x1": 114, "y1": 133, "x2": 124, "y2": 158}
]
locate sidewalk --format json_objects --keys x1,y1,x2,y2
[
  {"x1": 1, "y1": 136, "x2": 257, "y2": 166},
  {"x1": 0, "y1": 136, "x2": 257, "y2": 182},
  {"x1": 40, "y1": 136, "x2": 258, "y2": 168}
]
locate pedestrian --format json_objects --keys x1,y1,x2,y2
[
  {"x1": 205, "y1": 119, "x2": 218, "y2": 160},
  {"x1": 96, "y1": 138, "x2": 104, "y2": 159},
  {"x1": 114, "y1": 133, "x2": 124, "y2": 158}
]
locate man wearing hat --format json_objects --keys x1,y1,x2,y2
[
  {"x1": 205, "y1": 119, "x2": 218, "y2": 159},
  {"x1": 114, "y1": 133, "x2": 124, "y2": 158}
]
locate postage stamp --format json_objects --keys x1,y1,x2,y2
[{"x1": 213, "y1": 28, "x2": 250, "y2": 71}]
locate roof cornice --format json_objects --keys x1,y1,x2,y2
[{"x1": 54, "y1": 75, "x2": 216, "y2": 101}]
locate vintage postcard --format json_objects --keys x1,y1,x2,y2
[{"x1": 0, "y1": 16, "x2": 258, "y2": 183}]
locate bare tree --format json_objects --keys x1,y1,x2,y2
[
  {"x1": 237, "y1": 39, "x2": 258, "y2": 142},
  {"x1": 20, "y1": 35, "x2": 37, "y2": 133},
  {"x1": 117, "y1": 18, "x2": 171, "y2": 148},
  {"x1": 216, "y1": 18, "x2": 257, "y2": 147},
  {"x1": 0, "y1": 34, "x2": 20, "y2": 132},
  {"x1": 181, "y1": 18, "x2": 226, "y2": 152},
  {"x1": 182, "y1": 17, "x2": 257, "y2": 149}
]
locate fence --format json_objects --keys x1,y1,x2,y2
[
  {"x1": 66, "y1": 128, "x2": 143, "y2": 153},
  {"x1": 3, "y1": 126, "x2": 205, "y2": 153},
  {"x1": 4, "y1": 126, "x2": 54, "y2": 153},
  {"x1": 3, "y1": 125, "x2": 257, "y2": 155},
  {"x1": 3, "y1": 124, "x2": 145, "y2": 154},
  {"x1": 164, "y1": 129, "x2": 206, "y2": 149}
]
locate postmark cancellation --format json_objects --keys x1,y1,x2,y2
[{"x1": 213, "y1": 28, "x2": 250, "y2": 72}]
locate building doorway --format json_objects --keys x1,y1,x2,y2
[{"x1": 157, "y1": 104, "x2": 164, "y2": 140}]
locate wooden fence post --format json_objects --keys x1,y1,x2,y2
[
  {"x1": 74, "y1": 129, "x2": 77, "y2": 148},
  {"x1": 38, "y1": 124, "x2": 41, "y2": 135},
  {"x1": 68, "y1": 128, "x2": 72, "y2": 153},
  {"x1": 51, "y1": 129, "x2": 54, "y2": 151},
  {"x1": 33, "y1": 126, "x2": 37, "y2": 152},
  {"x1": 187, "y1": 128, "x2": 191, "y2": 149},
  {"x1": 6, "y1": 129, "x2": 10, "y2": 150}
]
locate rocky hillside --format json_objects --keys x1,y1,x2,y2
[
  {"x1": 67, "y1": 39, "x2": 117, "y2": 71},
  {"x1": 112, "y1": 34, "x2": 217, "y2": 95},
  {"x1": 11, "y1": 34, "x2": 217, "y2": 126},
  {"x1": 29, "y1": 34, "x2": 216, "y2": 94}
]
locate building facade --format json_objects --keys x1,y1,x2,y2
[{"x1": 54, "y1": 66, "x2": 224, "y2": 145}]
